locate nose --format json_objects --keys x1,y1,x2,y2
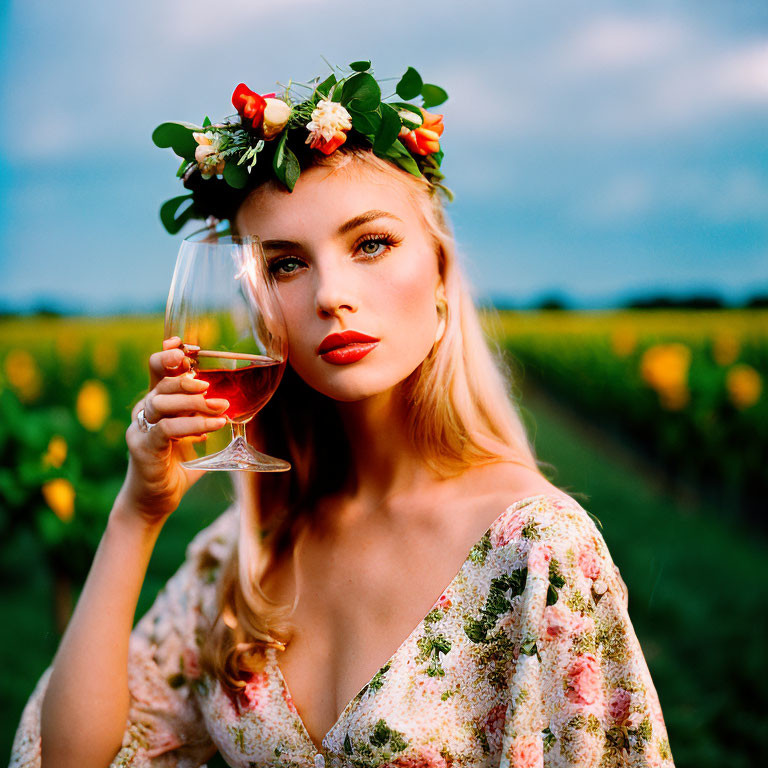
[{"x1": 313, "y1": 262, "x2": 357, "y2": 319}]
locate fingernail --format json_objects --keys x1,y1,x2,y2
[{"x1": 209, "y1": 399, "x2": 229, "y2": 411}]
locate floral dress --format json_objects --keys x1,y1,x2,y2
[{"x1": 10, "y1": 494, "x2": 675, "y2": 767}]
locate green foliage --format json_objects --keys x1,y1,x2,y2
[
  {"x1": 152, "y1": 122, "x2": 201, "y2": 161},
  {"x1": 341, "y1": 72, "x2": 381, "y2": 112},
  {"x1": 396, "y1": 66, "x2": 423, "y2": 100},
  {"x1": 160, "y1": 194, "x2": 196, "y2": 235},
  {"x1": 223, "y1": 161, "x2": 248, "y2": 189},
  {"x1": 272, "y1": 132, "x2": 300, "y2": 192},
  {"x1": 153, "y1": 59, "x2": 451, "y2": 231},
  {"x1": 373, "y1": 104, "x2": 402, "y2": 154},
  {"x1": 421, "y1": 83, "x2": 449, "y2": 108}
]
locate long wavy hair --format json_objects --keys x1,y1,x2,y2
[{"x1": 199, "y1": 146, "x2": 549, "y2": 697}]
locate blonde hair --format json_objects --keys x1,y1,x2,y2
[{"x1": 200, "y1": 147, "x2": 546, "y2": 696}]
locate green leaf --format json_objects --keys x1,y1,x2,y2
[
  {"x1": 373, "y1": 103, "x2": 402, "y2": 154},
  {"x1": 392, "y1": 152, "x2": 422, "y2": 177},
  {"x1": 421, "y1": 84, "x2": 448, "y2": 109},
  {"x1": 389, "y1": 102, "x2": 422, "y2": 130},
  {"x1": 151, "y1": 122, "x2": 202, "y2": 161},
  {"x1": 202, "y1": 115, "x2": 212, "y2": 127},
  {"x1": 223, "y1": 161, "x2": 248, "y2": 189},
  {"x1": 273, "y1": 131, "x2": 288, "y2": 173},
  {"x1": 396, "y1": 67, "x2": 423, "y2": 100},
  {"x1": 316, "y1": 73, "x2": 337, "y2": 98},
  {"x1": 349, "y1": 60, "x2": 371, "y2": 72},
  {"x1": 274, "y1": 133, "x2": 301, "y2": 193},
  {"x1": 329, "y1": 81, "x2": 344, "y2": 102},
  {"x1": 350, "y1": 109, "x2": 381, "y2": 136},
  {"x1": 176, "y1": 158, "x2": 190, "y2": 178},
  {"x1": 284, "y1": 146, "x2": 300, "y2": 191},
  {"x1": 341, "y1": 72, "x2": 381, "y2": 111},
  {"x1": 159, "y1": 194, "x2": 195, "y2": 235}
]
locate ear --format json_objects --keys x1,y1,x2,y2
[{"x1": 434, "y1": 282, "x2": 448, "y2": 344}]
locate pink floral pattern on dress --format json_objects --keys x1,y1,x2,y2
[{"x1": 10, "y1": 495, "x2": 676, "y2": 768}]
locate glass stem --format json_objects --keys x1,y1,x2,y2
[{"x1": 232, "y1": 421, "x2": 247, "y2": 442}]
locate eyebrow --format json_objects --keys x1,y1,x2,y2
[{"x1": 261, "y1": 209, "x2": 403, "y2": 252}]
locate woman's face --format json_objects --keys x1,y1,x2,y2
[{"x1": 236, "y1": 162, "x2": 444, "y2": 402}]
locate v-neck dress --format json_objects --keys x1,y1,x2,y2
[{"x1": 10, "y1": 494, "x2": 676, "y2": 768}]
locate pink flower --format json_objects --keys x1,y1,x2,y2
[
  {"x1": 492, "y1": 513, "x2": 526, "y2": 547},
  {"x1": 509, "y1": 735, "x2": 543, "y2": 768},
  {"x1": 578, "y1": 545, "x2": 601, "y2": 581},
  {"x1": 569, "y1": 613, "x2": 595, "y2": 636},
  {"x1": 527, "y1": 543, "x2": 553, "y2": 576},
  {"x1": 608, "y1": 688, "x2": 631, "y2": 725},
  {"x1": 236, "y1": 670, "x2": 270, "y2": 710},
  {"x1": 484, "y1": 703, "x2": 507, "y2": 755},
  {"x1": 565, "y1": 653, "x2": 602, "y2": 707},
  {"x1": 380, "y1": 745, "x2": 448, "y2": 768},
  {"x1": 544, "y1": 604, "x2": 570, "y2": 637}
]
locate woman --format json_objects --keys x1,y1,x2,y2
[{"x1": 11, "y1": 64, "x2": 675, "y2": 767}]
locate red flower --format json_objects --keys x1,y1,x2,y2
[
  {"x1": 399, "y1": 108, "x2": 444, "y2": 156},
  {"x1": 232, "y1": 83, "x2": 267, "y2": 131}
]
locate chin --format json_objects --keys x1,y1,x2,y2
[
  {"x1": 305, "y1": 374, "x2": 400, "y2": 402},
  {"x1": 295, "y1": 360, "x2": 417, "y2": 402}
]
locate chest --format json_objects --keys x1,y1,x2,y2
[
  {"x1": 200, "y1": 535, "x2": 518, "y2": 768},
  {"x1": 259, "y1": 514, "x2": 482, "y2": 745}
]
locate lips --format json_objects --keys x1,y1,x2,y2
[{"x1": 317, "y1": 330, "x2": 380, "y2": 355}]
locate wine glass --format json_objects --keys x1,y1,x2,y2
[{"x1": 164, "y1": 228, "x2": 291, "y2": 472}]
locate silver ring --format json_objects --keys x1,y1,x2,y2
[{"x1": 136, "y1": 408, "x2": 158, "y2": 433}]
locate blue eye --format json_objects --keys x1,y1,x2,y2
[
  {"x1": 268, "y1": 257, "x2": 304, "y2": 277},
  {"x1": 357, "y1": 236, "x2": 397, "y2": 258}
]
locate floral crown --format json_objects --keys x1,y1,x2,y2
[{"x1": 152, "y1": 60, "x2": 450, "y2": 235}]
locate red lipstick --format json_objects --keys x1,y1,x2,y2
[{"x1": 317, "y1": 330, "x2": 380, "y2": 365}]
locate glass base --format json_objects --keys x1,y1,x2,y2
[{"x1": 182, "y1": 436, "x2": 291, "y2": 472}]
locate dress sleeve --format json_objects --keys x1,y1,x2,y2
[
  {"x1": 9, "y1": 506, "x2": 239, "y2": 768},
  {"x1": 498, "y1": 498, "x2": 675, "y2": 767}
]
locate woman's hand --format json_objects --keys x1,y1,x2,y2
[{"x1": 115, "y1": 337, "x2": 229, "y2": 527}]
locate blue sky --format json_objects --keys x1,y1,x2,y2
[{"x1": 1, "y1": 0, "x2": 766, "y2": 312}]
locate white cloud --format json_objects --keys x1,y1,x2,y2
[{"x1": 561, "y1": 15, "x2": 692, "y2": 72}]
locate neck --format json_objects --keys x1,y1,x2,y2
[{"x1": 334, "y1": 385, "x2": 440, "y2": 510}]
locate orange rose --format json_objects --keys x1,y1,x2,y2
[
  {"x1": 399, "y1": 108, "x2": 444, "y2": 156},
  {"x1": 307, "y1": 130, "x2": 348, "y2": 155}
]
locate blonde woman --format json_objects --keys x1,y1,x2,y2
[{"x1": 11, "y1": 66, "x2": 675, "y2": 768}]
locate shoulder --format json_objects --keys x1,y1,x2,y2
[{"x1": 491, "y1": 492, "x2": 628, "y2": 606}]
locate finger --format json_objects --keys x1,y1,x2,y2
[
  {"x1": 149, "y1": 347, "x2": 192, "y2": 387},
  {"x1": 162, "y1": 336, "x2": 183, "y2": 351},
  {"x1": 154, "y1": 373, "x2": 210, "y2": 395},
  {"x1": 147, "y1": 416, "x2": 228, "y2": 447},
  {"x1": 144, "y1": 393, "x2": 229, "y2": 422}
]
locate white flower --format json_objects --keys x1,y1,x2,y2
[
  {"x1": 262, "y1": 98, "x2": 291, "y2": 139},
  {"x1": 306, "y1": 98, "x2": 352, "y2": 142}
]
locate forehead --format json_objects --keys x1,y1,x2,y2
[{"x1": 236, "y1": 163, "x2": 419, "y2": 239}]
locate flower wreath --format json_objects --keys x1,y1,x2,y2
[{"x1": 152, "y1": 60, "x2": 451, "y2": 235}]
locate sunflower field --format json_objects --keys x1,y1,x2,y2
[
  {"x1": 485, "y1": 309, "x2": 767, "y2": 527},
  {"x1": 1, "y1": 309, "x2": 766, "y2": 632}
]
